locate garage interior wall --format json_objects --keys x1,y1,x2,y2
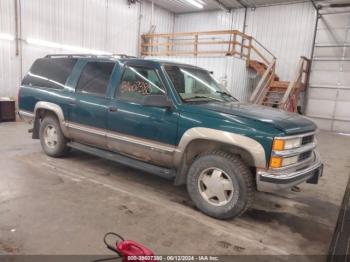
[
  {"x1": 0, "y1": 0, "x2": 174, "y2": 97},
  {"x1": 2, "y1": 0, "x2": 348, "y2": 132},
  {"x1": 306, "y1": 11, "x2": 350, "y2": 132},
  {"x1": 151, "y1": 2, "x2": 316, "y2": 102}
]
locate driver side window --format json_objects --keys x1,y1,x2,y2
[{"x1": 116, "y1": 66, "x2": 165, "y2": 103}]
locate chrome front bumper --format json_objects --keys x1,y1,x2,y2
[{"x1": 256, "y1": 151, "x2": 323, "y2": 193}]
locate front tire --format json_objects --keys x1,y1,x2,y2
[
  {"x1": 186, "y1": 151, "x2": 254, "y2": 219},
  {"x1": 39, "y1": 114, "x2": 69, "y2": 157}
]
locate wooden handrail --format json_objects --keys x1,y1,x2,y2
[
  {"x1": 141, "y1": 30, "x2": 274, "y2": 65},
  {"x1": 249, "y1": 59, "x2": 276, "y2": 103},
  {"x1": 279, "y1": 57, "x2": 310, "y2": 111}
]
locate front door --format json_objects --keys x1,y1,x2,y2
[{"x1": 107, "y1": 64, "x2": 179, "y2": 167}]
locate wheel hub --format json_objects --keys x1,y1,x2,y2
[
  {"x1": 198, "y1": 168, "x2": 234, "y2": 206},
  {"x1": 44, "y1": 124, "x2": 58, "y2": 149}
]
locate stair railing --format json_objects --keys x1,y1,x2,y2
[
  {"x1": 141, "y1": 30, "x2": 276, "y2": 105},
  {"x1": 141, "y1": 30, "x2": 275, "y2": 62},
  {"x1": 249, "y1": 59, "x2": 276, "y2": 104},
  {"x1": 279, "y1": 56, "x2": 310, "y2": 112}
]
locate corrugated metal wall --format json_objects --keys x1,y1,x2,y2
[
  {"x1": 0, "y1": 0, "x2": 20, "y2": 97},
  {"x1": 245, "y1": 2, "x2": 316, "y2": 80},
  {"x1": 0, "y1": 0, "x2": 318, "y2": 107},
  {"x1": 0, "y1": 0, "x2": 174, "y2": 98},
  {"x1": 306, "y1": 11, "x2": 350, "y2": 133},
  {"x1": 173, "y1": 2, "x2": 316, "y2": 81},
  {"x1": 174, "y1": 9, "x2": 245, "y2": 32}
]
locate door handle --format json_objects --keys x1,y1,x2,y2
[
  {"x1": 108, "y1": 106, "x2": 118, "y2": 112},
  {"x1": 69, "y1": 101, "x2": 76, "y2": 106}
]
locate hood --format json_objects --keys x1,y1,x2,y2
[{"x1": 189, "y1": 102, "x2": 317, "y2": 135}]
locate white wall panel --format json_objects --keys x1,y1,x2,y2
[
  {"x1": 0, "y1": 40, "x2": 20, "y2": 97},
  {"x1": 141, "y1": 2, "x2": 174, "y2": 34},
  {"x1": 245, "y1": 2, "x2": 315, "y2": 80},
  {"x1": 19, "y1": 0, "x2": 140, "y2": 76},
  {"x1": 307, "y1": 12, "x2": 350, "y2": 132},
  {"x1": 0, "y1": 0, "x2": 174, "y2": 97},
  {"x1": 0, "y1": 0, "x2": 19, "y2": 98},
  {"x1": 174, "y1": 9, "x2": 245, "y2": 32},
  {"x1": 173, "y1": 3, "x2": 315, "y2": 82}
]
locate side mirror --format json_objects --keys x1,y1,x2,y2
[{"x1": 143, "y1": 95, "x2": 172, "y2": 108}]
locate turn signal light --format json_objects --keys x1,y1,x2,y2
[
  {"x1": 270, "y1": 156, "x2": 282, "y2": 168},
  {"x1": 272, "y1": 139, "x2": 285, "y2": 151}
]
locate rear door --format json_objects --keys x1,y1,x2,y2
[{"x1": 67, "y1": 60, "x2": 115, "y2": 148}]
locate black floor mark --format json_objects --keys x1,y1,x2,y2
[
  {"x1": 233, "y1": 245, "x2": 246, "y2": 252},
  {"x1": 243, "y1": 208, "x2": 332, "y2": 243},
  {"x1": 216, "y1": 240, "x2": 232, "y2": 249},
  {"x1": 170, "y1": 197, "x2": 197, "y2": 210},
  {"x1": 118, "y1": 205, "x2": 134, "y2": 215}
]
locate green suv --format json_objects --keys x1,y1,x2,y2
[{"x1": 18, "y1": 54, "x2": 323, "y2": 219}]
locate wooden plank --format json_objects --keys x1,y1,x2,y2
[
  {"x1": 141, "y1": 40, "x2": 239, "y2": 47},
  {"x1": 142, "y1": 30, "x2": 240, "y2": 38},
  {"x1": 142, "y1": 50, "x2": 229, "y2": 56},
  {"x1": 250, "y1": 59, "x2": 276, "y2": 103}
]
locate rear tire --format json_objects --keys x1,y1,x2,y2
[
  {"x1": 186, "y1": 151, "x2": 254, "y2": 219},
  {"x1": 39, "y1": 114, "x2": 69, "y2": 157}
]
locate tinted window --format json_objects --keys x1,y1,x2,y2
[
  {"x1": 22, "y1": 58, "x2": 77, "y2": 89},
  {"x1": 116, "y1": 66, "x2": 165, "y2": 102},
  {"x1": 76, "y1": 62, "x2": 114, "y2": 97}
]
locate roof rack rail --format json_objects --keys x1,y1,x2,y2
[
  {"x1": 112, "y1": 54, "x2": 137, "y2": 58},
  {"x1": 45, "y1": 54, "x2": 98, "y2": 58},
  {"x1": 45, "y1": 54, "x2": 138, "y2": 59}
]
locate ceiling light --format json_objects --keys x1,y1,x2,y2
[
  {"x1": 26, "y1": 38, "x2": 112, "y2": 55},
  {"x1": 0, "y1": 33, "x2": 15, "y2": 41},
  {"x1": 185, "y1": 0, "x2": 204, "y2": 9}
]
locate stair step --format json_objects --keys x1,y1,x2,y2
[
  {"x1": 267, "y1": 90, "x2": 285, "y2": 94},
  {"x1": 270, "y1": 81, "x2": 290, "y2": 88},
  {"x1": 248, "y1": 60, "x2": 280, "y2": 81},
  {"x1": 263, "y1": 101, "x2": 282, "y2": 105}
]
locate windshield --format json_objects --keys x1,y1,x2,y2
[{"x1": 164, "y1": 65, "x2": 238, "y2": 103}]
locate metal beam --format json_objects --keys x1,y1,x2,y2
[
  {"x1": 212, "y1": 0, "x2": 230, "y2": 12},
  {"x1": 236, "y1": 0, "x2": 247, "y2": 8}
]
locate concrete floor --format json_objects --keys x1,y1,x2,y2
[{"x1": 0, "y1": 121, "x2": 350, "y2": 257}]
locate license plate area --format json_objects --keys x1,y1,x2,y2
[{"x1": 306, "y1": 164, "x2": 323, "y2": 184}]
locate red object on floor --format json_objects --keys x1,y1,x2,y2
[{"x1": 117, "y1": 240, "x2": 157, "y2": 262}]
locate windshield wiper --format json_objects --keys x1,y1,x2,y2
[
  {"x1": 215, "y1": 91, "x2": 238, "y2": 101},
  {"x1": 183, "y1": 95, "x2": 222, "y2": 102},
  {"x1": 215, "y1": 91, "x2": 233, "y2": 97}
]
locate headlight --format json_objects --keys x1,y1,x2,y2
[
  {"x1": 282, "y1": 155, "x2": 299, "y2": 166},
  {"x1": 272, "y1": 137, "x2": 301, "y2": 151},
  {"x1": 269, "y1": 155, "x2": 299, "y2": 168}
]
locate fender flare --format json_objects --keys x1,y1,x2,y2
[
  {"x1": 174, "y1": 127, "x2": 267, "y2": 168},
  {"x1": 34, "y1": 101, "x2": 69, "y2": 137}
]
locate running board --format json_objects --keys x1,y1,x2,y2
[{"x1": 67, "y1": 142, "x2": 175, "y2": 180}]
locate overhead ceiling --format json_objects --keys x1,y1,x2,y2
[{"x1": 146, "y1": 0, "x2": 311, "y2": 13}]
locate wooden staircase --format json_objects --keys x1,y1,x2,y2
[
  {"x1": 248, "y1": 56, "x2": 310, "y2": 112},
  {"x1": 140, "y1": 30, "x2": 311, "y2": 113}
]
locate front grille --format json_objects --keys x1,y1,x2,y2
[
  {"x1": 298, "y1": 150, "x2": 312, "y2": 162},
  {"x1": 302, "y1": 135, "x2": 314, "y2": 145}
]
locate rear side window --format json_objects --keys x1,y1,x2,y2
[
  {"x1": 76, "y1": 62, "x2": 115, "y2": 97},
  {"x1": 22, "y1": 58, "x2": 77, "y2": 89}
]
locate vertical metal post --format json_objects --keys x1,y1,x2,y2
[
  {"x1": 14, "y1": 0, "x2": 19, "y2": 56},
  {"x1": 303, "y1": 2, "x2": 321, "y2": 114}
]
